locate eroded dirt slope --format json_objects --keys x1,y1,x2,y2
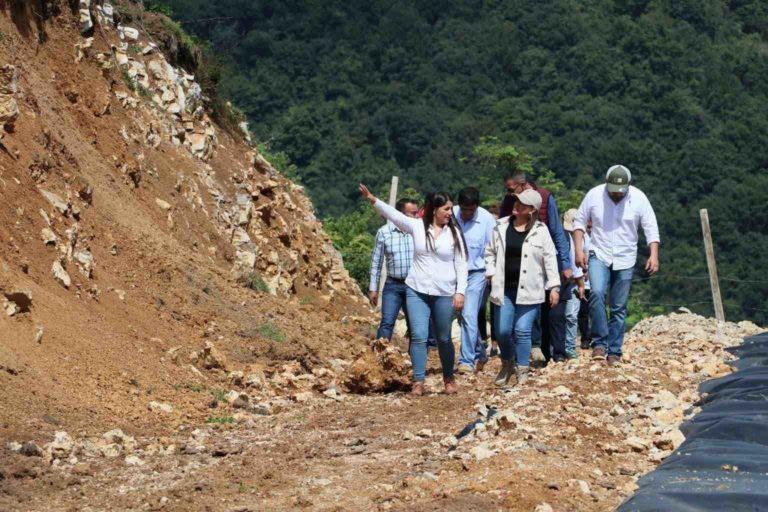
[{"x1": 0, "y1": 0, "x2": 369, "y2": 444}]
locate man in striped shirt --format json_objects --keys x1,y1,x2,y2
[{"x1": 369, "y1": 197, "x2": 419, "y2": 340}]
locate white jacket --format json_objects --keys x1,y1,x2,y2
[{"x1": 485, "y1": 218, "x2": 561, "y2": 306}]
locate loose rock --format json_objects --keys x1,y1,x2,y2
[
  {"x1": 625, "y1": 436, "x2": 650, "y2": 453},
  {"x1": 52, "y1": 260, "x2": 72, "y2": 288},
  {"x1": 654, "y1": 428, "x2": 685, "y2": 451},
  {"x1": 0, "y1": 64, "x2": 19, "y2": 131},
  {"x1": 46, "y1": 431, "x2": 74, "y2": 460},
  {"x1": 224, "y1": 390, "x2": 249, "y2": 409},
  {"x1": 19, "y1": 442, "x2": 44, "y2": 457},
  {"x1": 191, "y1": 341, "x2": 228, "y2": 371},
  {"x1": 148, "y1": 401, "x2": 173, "y2": 413},
  {"x1": 470, "y1": 443, "x2": 495, "y2": 461}
]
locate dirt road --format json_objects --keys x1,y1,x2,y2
[{"x1": 2, "y1": 313, "x2": 760, "y2": 512}]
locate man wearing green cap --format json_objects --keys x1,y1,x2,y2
[{"x1": 572, "y1": 165, "x2": 660, "y2": 365}]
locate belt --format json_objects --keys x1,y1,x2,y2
[
  {"x1": 469, "y1": 269, "x2": 486, "y2": 273},
  {"x1": 388, "y1": 276, "x2": 406, "y2": 284}
]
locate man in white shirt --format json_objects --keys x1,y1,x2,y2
[
  {"x1": 452, "y1": 187, "x2": 496, "y2": 373},
  {"x1": 573, "y1": 165, "x2": 660, "y2": 365}
]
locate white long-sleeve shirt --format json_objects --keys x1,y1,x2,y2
[
  {"x1": 567, "y1": 232, "x2": 584, "y2": 280},
  {"x1": 374, "y1": 199, "x2": 468, "y2": 296},
  {"x1": 582, "y1": 232, "x2": 591, "y2": 290},
  {"x1": 573, "y1": 184, "x2": 660, "y2": 271}
]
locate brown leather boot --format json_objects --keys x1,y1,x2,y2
[{"x1": 410, "y1": 382, "x2": 425, "y2": 396}]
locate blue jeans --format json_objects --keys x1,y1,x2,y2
[
  {"x1": 588, "y1": 254, "x2": 633, "y2": 357},
  {"x1": 405, "y1": 287, "x2": 455, "y2": 382},
  {"x1": 564, "y1": 288, "x2": 580, "y2": 353},
  {"x1": 458, "y1": 270, "x2": 488, "y2": 368},
  {"x1": 492, "y1": 288, "x2": 539, "y2": 367},
  {"x1": 376, "y1": 278, "x2": 410, "y2": 340}
]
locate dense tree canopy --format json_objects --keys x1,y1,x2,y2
[{"x1": 146, "y1": 0, "x2": 768, "y2": 324}]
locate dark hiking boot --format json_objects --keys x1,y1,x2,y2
[{"x1": 494, "y1": 359, "x2": 515, "y2": 387}]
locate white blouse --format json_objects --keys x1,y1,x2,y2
[{"x1": 374, "y1": 199, "x2": 468, "y2": 296}]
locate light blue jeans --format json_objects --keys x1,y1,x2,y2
[
  {"x1": 458, "y1": 270, "x2": 488, "y2": 368},
  {"x1": 564, "y1": 288, "x2": 581, "y2": 353},
  {"x1": 492, "y1": 288, "x2": 539, "y2": 367},
  {"x1": 376, "y1": 278, "x2": 410, "y2": 341},
  {"x1": 405, "y1": 287, "x2": 455, "y2": 382},
  {"x1": 588, "y1": 254, "x2": 634, "y2": 357}
]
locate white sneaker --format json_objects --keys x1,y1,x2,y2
[
  {"x1": 530, "y1": 347, "x2": 546, "y2": 362},
  {"x1": 457, "y1": 364, "x2": 474, "y2": 375}
]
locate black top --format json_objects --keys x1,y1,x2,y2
[{"x1": 505, "y1": 225, "x2": 529, "y2": 290}]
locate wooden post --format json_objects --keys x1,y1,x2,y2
[
  {"x1": 700, "y1": 209, "x2": 725, "y2": 323},
  {"x1": 376, "y1": 176, "x2": 399, "y2": 308}
]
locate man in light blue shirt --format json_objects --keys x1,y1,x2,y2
[
  {"x1": 453, "y1": 187, "x2": 496, "y2": 373},
  {"x1": 369, "y1": 198, "x2": 419, "y2": 341}
]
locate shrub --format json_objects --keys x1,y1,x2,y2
[
  {"x1": 245, "y1": 272, "x2": 271, "y2": 293},
  {"x1": 257, "y1": 321, "x2": 285, "y2": 343}
]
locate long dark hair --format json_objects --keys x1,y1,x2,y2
[{"x1": 422, "y1": 192, "x2": 468, "y2": 258}]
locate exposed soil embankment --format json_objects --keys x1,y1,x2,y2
[{"x1": 0, "y1": 0, "x2": 370, "y2": 445}]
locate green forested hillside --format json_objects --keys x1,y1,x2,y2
[{"x1": 145, "y1": 0, "x2": 768, "y2": 324}]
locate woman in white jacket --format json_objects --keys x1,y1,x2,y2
[
  {"x1": 360, "y1": 184, "x2": 468, "y2": 396},
  {"x1": 485, "y1": 189, "x2": 560, "y2": 386}
]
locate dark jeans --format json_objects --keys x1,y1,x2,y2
[
  {"x1": 535, "y1": 286, "x2": 569, "y2": 361},
  {"x1": 478, "y1": 299, "x2": 488, "y2": 341},
  {"x1": 376, "y1": 278, "x2": 410, "y2": 340},
  {"x1": 578, "y1": 290, "x2": 591, "y2": 345},
  {"x1": 477, "y1": 290, "x2": 498, "y2": 342}
]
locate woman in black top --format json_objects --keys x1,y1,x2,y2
[{"x1": 484, "y1": 190, "x2": 560, "y2": 386}]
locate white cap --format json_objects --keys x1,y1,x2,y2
[{"x1": 514, "y1": 189, "x2": 542, "y2": 211}]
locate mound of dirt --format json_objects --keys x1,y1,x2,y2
[
  {"x1": 343, "y1": 337, "x2": 412, "y2": 393},
  {"x1": 0, "y1": 0, "x2": 372, "y2": 446}
]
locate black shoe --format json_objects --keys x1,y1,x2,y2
[
  {"x1": 490, "y1": 347, "x2": 499, "y2": 358},
  {"x1": 580, "y1": 339, "x2": 592, "y2": 350}
]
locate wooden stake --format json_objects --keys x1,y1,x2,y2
[
  {"x1": 700, "y1": 209, "x2": 725, "y2": 323},
  {"x1": 376, "y1": 176, "x2": 399, "y2": 308}
]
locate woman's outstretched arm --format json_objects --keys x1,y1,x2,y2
[{"x1": 359, "y1": 183, "x2": 419, "y2": 235}]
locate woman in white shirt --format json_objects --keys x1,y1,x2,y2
[{"x1": 360, "y1": 184, "x2": 467, "y2": 396}]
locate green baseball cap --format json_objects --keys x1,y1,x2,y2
[{"x1": 606, "y1": 165, "x2": 631, "y2": 194}]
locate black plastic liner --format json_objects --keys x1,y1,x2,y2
[{"x1": 618, "y1": 332, "x2": 768, "y2": 512}]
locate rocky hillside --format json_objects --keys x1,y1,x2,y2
[{"x1": 0, "y1": 0, "x2": 370, "y2": 443}]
